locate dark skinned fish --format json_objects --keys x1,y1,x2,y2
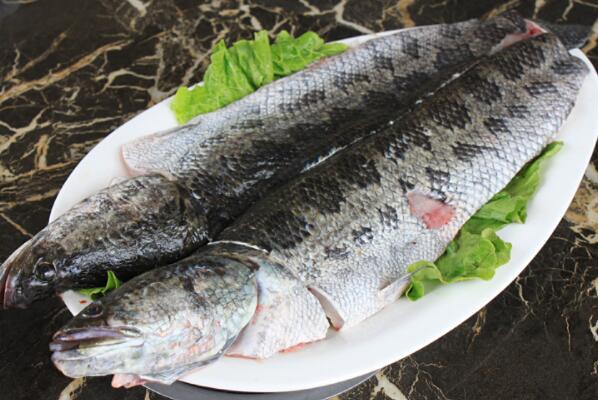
[
  {"x1": 0, "y1": 13, "x2": 539, "y2": 307},
  {"x1": 50, "y1": 34, "x2": 588, "y2": 386},
  {"x1": 0, "y1": 175, "x2": 206, "y2": 308},
  {"x1": 0, "y1": 12, "x2": 544, "y2": 308}
]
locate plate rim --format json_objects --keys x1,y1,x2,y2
[{"x1": 51, "y1": 31, "x2": 598, "y2": 393}]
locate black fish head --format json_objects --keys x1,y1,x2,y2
[
  {"x1": 1, "y1": 175, "x2": 210, "y2": 309},
  {"x1": 0, "y1": 233, "x2": 68, "y2": 308}
]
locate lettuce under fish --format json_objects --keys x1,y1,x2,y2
[
  {"x1": 170, "y1": 30, "x2": 347, "y2": 124},
  {"x1": 405, "y1": 142, "x2": 563, "y2": 300},
  {"x1": 77, "y1": 271, "x2": 122, "y2": 300}
]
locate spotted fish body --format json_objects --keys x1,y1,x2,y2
[
  {"x1": 1, "y1": 13, "x2": 541, "y2": 308},
  {"x1": 51, "y1": 242, "x2": 327, "y2": 386},
  {"x1": 122, "y1": 12, "x2": 537, "y2": 237},
  {"x1": 220, "y1": 33, "x2": 588, "y2": 328},
  {"x1": 50, "y1": 34, "x2": 588, "y2": 385}
]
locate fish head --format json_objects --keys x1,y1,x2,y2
[
  {"x1": 50, "y1": 252, "x2": 258, "y2": 384},
  {"x1": 0, "y1": 231, "x2": 71, "y2": 309},
  {"x1": 1, "y1": 175, "x2": 209, "y2": 309},
  {"x1": 49, "y1": 291, "x2": 219, "y2": 383},
  {"x1": 49, "y1": 297, "x2": 147, "y2": 380}
]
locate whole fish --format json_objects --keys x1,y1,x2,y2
[
  {"x1": 50, "y1": 33, "x2": 588, "y2": 386},
  {"x1": 1, "y1": 12, "x2": 544, "y2": 308}
]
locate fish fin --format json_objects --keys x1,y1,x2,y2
[
  {"x1": 532, "y1": 19, "x2": 591, "y2": 49},
  {"x1": 407, "y1": 191, "x2": 455, "y2": 229},
  {"x1": 111, "y1": 374, "x2": 146, "y2": 388},
  {"x1": 226, "y1": 258, "x2": 328, "y2": 359},
  {"x1": 378, "y1": 274, "x2": 413, "y2": 305},
  {"x1": 119, "y1": 344, "x2": 236, "y2": 387},
  {"x1": 120, "y1": 122, "x2": 202, "y2": 177},
  {"x1": 308, "y1": 286, "x2": 345, "y2": 330}
]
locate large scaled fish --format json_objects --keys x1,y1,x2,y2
[
  {"x1": 50, "y1": 33, "x2": 588, "y2": 386},
  {"x1": 0, "y1": 12, "x2": 545, "y2": 308}
]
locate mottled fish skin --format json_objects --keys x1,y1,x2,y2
[
  {"x1": 122, "y1": 12, "x2": 536, "y2": 237},
  {"x1": 533, "y1": 19, "x2": 591, "y2": 48},
  {"x1": 49, "y1": 34, "x2": 588, "y2": 385},
  {"x1": 0, "y1": 175, "x2": 207, "y2": 308},
  {"x1": 220, "y1": 34, "x2": 588, "y2": 329},
  {"x1": 50, "y1": 243, "x2": 258, "y2": 386},
  {"x1": 2, "y1": 13, "x2": 540, "y2": 309},
  {"x1": 50, "y1": 241, "x2": 328, "y2": 385}
]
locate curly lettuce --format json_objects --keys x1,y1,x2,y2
[
  {"x1": 77, "y1": 270, "x2": 122, "y2": 300},
  {"x1": 170, "y1": 30, "x2": 347, "y2": 124}
]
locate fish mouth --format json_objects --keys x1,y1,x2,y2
[
  {"x1": 0, "y1": 259, "x2": 18, "y2": 309},
  {"x1": 50, "y1": 326, "x2": 143, "y2": 353},
  {"x1": 0, "y1": 240, "x2": 32, "y2": 309}
]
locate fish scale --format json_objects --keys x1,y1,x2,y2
[
  {"x1": 1, "y1": 13, "x2": 553, "y2": 308},
  {"x1": 122, "y1": 12, "x2": 535, "y2": 236},
  {"x1": 49, "y1": 33, "x2": 588, "y2": 386},
  {"x1": 220, "y1": 33, "x2": 588, "y2": 328}
]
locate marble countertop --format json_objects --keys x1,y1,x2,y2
[{"x1": 0, "y1": 1, "x2": 597, "y2": 399}]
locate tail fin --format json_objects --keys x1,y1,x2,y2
[
  {"x1": 120, "y1": 121, "x2": 203, "y2": 177},
  {"x1": 531, "y1": 20, "x2": 590, "y2": 49},
  {"x1": 491, "y1": 10, "x2": 590, "y2": 49}
]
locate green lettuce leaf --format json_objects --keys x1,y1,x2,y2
[
  {"x1": 405, "y1": 142, "x2": 562, "y2": 300},
  {"x1": 170, "y1": 30, "x2": 347, "y2": 124},
  {"x1": 271, "y1": 31, "x2": 347, "y2": 77},
  {"x1": 77, "y1": 271, "x2": 122, "y2": 300}
]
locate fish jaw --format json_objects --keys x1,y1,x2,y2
[
  {"x1": 51, "y1": 325, "x2": 145, "y2": 379},
  {"x1": 0, "y1": 239, "x2": 57, "y2": 309}
]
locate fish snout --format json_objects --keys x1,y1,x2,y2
[
  {"x1": 0, "y1": 239, "x2": 56, "y2": 309},
  {"x1": 50, "y1": 325, "x2": 143, "y2": 351},
  {"x1": 0, "y1": 259, "x2": 25, "y2": 309},
  {"x1": 0, "y1": 261, "x2": 55, "y2": 309}
]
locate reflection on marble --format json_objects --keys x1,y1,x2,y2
[{"x1": 0, "y1": 1, "x2": 596, "y2": 399}]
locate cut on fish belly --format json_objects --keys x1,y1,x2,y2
[
  {"x1": 50, "y1": 33, "x2": 588, "y2": 386},
  {"x1": 1, "y1": 12, "x2": 552, "y2": 308}
]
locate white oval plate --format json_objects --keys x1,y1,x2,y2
[{"x1": 51, "y1": 31, "x2": 598, "y2": 393}]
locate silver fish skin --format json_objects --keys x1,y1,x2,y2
[
  {"x1": 50, "y1": 34, "x2": 588, "y2": 386},
  {"x1": 0, "y1": 175, "x2": 207, "y2": 308},
  {"x1": 219, "y1": 33, "x2": 588, "y2": 329},
  {"x1": 50, "y1": 242, "x2": 326, "y2": 386},
  {"x1": 1, "y1": 13, "x2": 539, "y2": 309},
  {"x1": 122, "y1": 12, "x2": 537, "y2": 236}
]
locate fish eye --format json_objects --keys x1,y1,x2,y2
[
  {"x1": 35, "y1": 260, "x2": 56, "y2": 282},
  {"x1": 82, "y1": 303, "x2": 103, "y2": 318}
]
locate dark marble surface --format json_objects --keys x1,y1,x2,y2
[{"x1": 0, "y1": 1, "x2": 597, "y2": 399}]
